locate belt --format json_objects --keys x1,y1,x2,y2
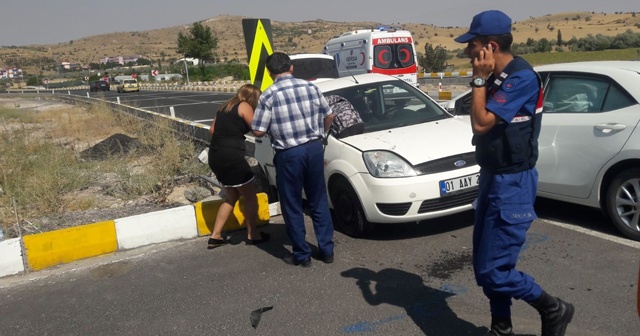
[{"x1": 275, "y1": 138, "x2": 321, "y2": 153}]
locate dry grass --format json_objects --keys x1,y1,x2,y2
[
  {"x1": 2, "y1": 11, "x2": 639, "y2": 75},
  {"x1": 0, "y1": 99, "x2": 211, "y2": 235}
]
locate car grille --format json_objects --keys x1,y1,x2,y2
[
  {"x1": 418, "y1": 187, "x2": 478, "y2": 213},
  {"x1": 376, "y1": 202, "x2": 412, "y2": 216},
  {"x1": 413, "y1": 152, "x2": 477, "y2": 175}
]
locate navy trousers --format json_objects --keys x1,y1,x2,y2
[
  {"x1": 274, "y1": 140, "x2": 334, "y2": 261},
  {"x1": 473, "y1": 168, "x2": 542, "y2": 318}
]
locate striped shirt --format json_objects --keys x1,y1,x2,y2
[{"x1": 252, "y1": 74, "x2": 332, "y2": 150}]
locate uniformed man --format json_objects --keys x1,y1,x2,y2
[{"x1": 455, "y1": 10, "x2": 574, "y2": 336}]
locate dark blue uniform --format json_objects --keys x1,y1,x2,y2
[{"x1": 473, "y1": 57, "x2": 544, "y2": 319}]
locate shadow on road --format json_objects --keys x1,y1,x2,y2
[
  {"x1": 362, "y1": 210, "x2": 476, "y2": 242},
  {"x1": 534, "y1": 197, "x2": 624, "y2": 238},
  {"x1": 341, "y1": 267, "x2": 487, "y2": 336}
]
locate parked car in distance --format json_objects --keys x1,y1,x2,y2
[
  {"x1": 289, "y1": 53, "x2": 339, "y2": 83},
  {"x1": 443, "y1": 61, "x2": 640, "y2": 241},
  {"x1": 116, "y1": 79, "x2": 139, "y2": 93},
  {"x1": 89, "y1": 80, "x2": 110, "y2": 92},
  {"x1": 254, "y1": 73, "x2": 480, "y2": 237}
]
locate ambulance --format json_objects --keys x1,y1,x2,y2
[{"x1": 323, "y1": 27, "x2": 419, "y2": 86}]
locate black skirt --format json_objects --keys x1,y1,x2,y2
[{"x1": 208, "y1": 147, "x2": 254, "y2": 187}]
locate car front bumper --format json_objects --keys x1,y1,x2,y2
[{"x1": 346, "y1": 168, "x2": 478, "y2": 223}]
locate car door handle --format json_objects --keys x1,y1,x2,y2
[
  {"x1": 255, "y1": 138, "x2": 263, "y2": 143},
  {"x1": 595, "y1": 123, "x2": 626, "y2": 133}
]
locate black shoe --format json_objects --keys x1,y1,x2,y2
[
  {"x1": 486, "y1": 317, "x2": 514, "y2": 336},
  {"x1": 247, "y1": 232, "x2": 270, "y2": 245},
  {"x1": 319, "y1": 253, "x2": 334, "y2": 264},
  {"x1": 207, "y1": 237, "x2": 229, "y2": 249},
  {"x1": 540, "y1": 298, "x2": 574, "y2": 336},
  {"x1": 529, "y1": 291, "x2": 574, "y2": 336},
  {"x1": 282, "y1": 255, "x2": 311, "y2": 268},
  {"x1": 486, "y1": 330, "x2": 514, "y2": 336}
]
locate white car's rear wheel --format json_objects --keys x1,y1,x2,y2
[{"x1": 605, "y1": 168, "x2": 640, "y2": 241}]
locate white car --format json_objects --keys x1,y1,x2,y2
[
  {"x1": 443, "y1": 61, "x2": 640, "y2": 241},
  {"x1": 254, "y1": 73, "x2": 480, "y2": 237}
]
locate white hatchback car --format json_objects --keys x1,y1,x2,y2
[
  {"x1": 443, "y1": 61, "x2": 640, "y2": 241},
  {"x1": 254, "y1": 73, "x2": 480, "y2": 237}
]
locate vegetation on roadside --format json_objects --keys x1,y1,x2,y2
[{"x1": 0, "y1": 101, "x2": 210, "y2": 236}]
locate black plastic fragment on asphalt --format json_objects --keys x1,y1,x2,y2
[{"x1": 250, "y1": 306, "x2": 273, "y2": 328}]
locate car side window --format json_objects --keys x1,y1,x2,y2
[
  {"x1": 542, "y1": 74, "x2": 633, "y2": 113},
  {"x1": 601, "y1": 83, "x2": 636, "y2": 112}
]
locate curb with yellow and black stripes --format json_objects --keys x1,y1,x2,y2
[{"x1": 0, "y1": 194, "x2": 274, "y2": 278}]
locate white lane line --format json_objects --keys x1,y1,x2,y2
[
  {"x1": 140, "y1": 101, "x2": 225, "y2": 109},
  {"x1": 541, "y1": 218, "x2": 640, "y2": 249},
  {"x1": 194, "y1": 119, "x2": 213, "y2": 124}
]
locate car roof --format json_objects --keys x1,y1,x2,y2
[
  {"x1": 314, "y1": 73, "x2": 400, "y2": 91},
  {"x1": 535, "y1": 61, "x2": 640, "y2": 73},
  {"x1": 289, "y1": 53, "x2": 334, "y2": 60}
]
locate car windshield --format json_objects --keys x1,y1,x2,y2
[
  {"x1": 124, "y1": 80, "x2": 136, "y2": 84},
  {"x1": 324, "y1": 80, "x2": 449, "y2": 133}
]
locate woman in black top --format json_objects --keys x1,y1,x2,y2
[{"x1": 207, "y1": 84, "x2": 268, "y2": 248}]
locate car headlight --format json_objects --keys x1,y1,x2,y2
[{"x1": 363, "y1": 151, "x2": 417, "y2": 178}]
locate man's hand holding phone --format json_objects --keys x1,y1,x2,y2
[{"x1": 472, "y1": 42, "x2": 496, "y2": 78}]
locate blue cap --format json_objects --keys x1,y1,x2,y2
[{"x1": 454, "y1": 10, "x2": 512, "y2": 43}]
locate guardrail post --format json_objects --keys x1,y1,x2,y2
[
  {"x1": 52, "y1": 90, "x2": 55, "y2": 94},
  {"x1": 68, "y1": 91, "x2": 71, "y2": 95},
  {"x1": 117, "y1": 97, "x2": 121, "y2": 104},
  {"x1": 170, "y1": 106, "x2": 175, "y2": 118}
]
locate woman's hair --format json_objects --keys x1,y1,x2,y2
[{"x1": 220, "y1": 84, "x2": 262, "y2": 112}]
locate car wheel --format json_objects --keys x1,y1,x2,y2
[
  {"x1": 605, "y1": 168, "x2": 640, "y2": 241},
  {"x1": 329, "y1": 179, "x2": 374, "y2": 238},
  {"x1": 252, "y1": 164, "x2": 278, "y2": 203}
]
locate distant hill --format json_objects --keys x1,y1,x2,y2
[{"x1": 1, "y1": 11, "x2": 639, "y2": 75}]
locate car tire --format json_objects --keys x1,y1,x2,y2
[
  {"x1": 605, "y1": 168, "x2": 640, "y2": 241},
  {"x1": 329, "y1": 178, "x2": 374, "y2": 238}
]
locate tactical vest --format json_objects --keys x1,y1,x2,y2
[{"x1": 473, "y1": 57, "x2": 544, "y2": 174}]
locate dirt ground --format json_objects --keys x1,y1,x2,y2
[{"x1": 0, "y1": 98, "x2": 223, "y2": 238}]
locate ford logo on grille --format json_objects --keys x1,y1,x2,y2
[{"x1": 454, "y1": 160, "x2": 467, "y2": 167}]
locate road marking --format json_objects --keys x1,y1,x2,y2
[
  {"x1": 541, "y1": 218, "x2": 640, "y2": 249},
  {"x1": 140, "y1": 101, "x2": 224, "y2": 109}
]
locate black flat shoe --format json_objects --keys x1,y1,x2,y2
[
  {"x1": 207, "y1": 237, "x2": 229, "y2": 249},
  {"x1": 247, "y1": 232, "x2": 270, "y2": 245},
  {"x1": 282, "y1": 255, "x2": 312, "y2": 267}
]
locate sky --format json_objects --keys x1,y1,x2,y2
[{"x1": 1, "y1": 0, "x2": 638, "y2": 46}]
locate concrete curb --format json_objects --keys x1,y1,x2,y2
[{"x1": 0, "y1": 193, "x2": 273, "y2": 278}]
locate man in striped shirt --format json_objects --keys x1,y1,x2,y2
[{"x1": 252, "y1": 52, "x2": 335, "y2": 267}]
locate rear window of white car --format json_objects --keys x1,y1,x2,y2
[{"x1": 123, "y1": 80, "x2": 137, "y2": 84}]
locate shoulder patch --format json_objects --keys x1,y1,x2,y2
[
  {"x1": 493, "y1": 92, "x2": 507, "y2": 104},
  {"x1": 503, "y1": 77, "x2": 518, "y2": 92}
]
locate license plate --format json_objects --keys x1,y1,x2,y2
[{"x1": 439, "y1": 173, "x2": 479, "y2": 195}]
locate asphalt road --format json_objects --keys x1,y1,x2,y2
[
  {"x1": 1, "y1": 89, "x2": 639, "y2": 335},
  {"x1": 1, "y1": 201, "x2": 639, "y2": 336},
  {"x1": 78, "y1": 89, "x2": 234, "y2": 127}
]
